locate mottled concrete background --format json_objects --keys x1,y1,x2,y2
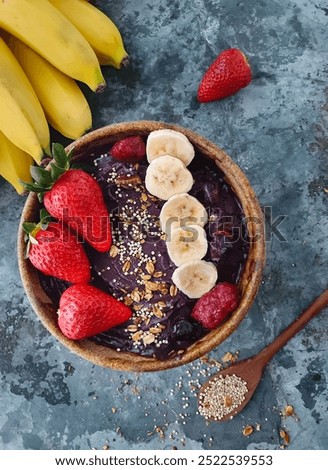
[{"x1": 0, "y1": 0, "x2": 327, "y2": 450}]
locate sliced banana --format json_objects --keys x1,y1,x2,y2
[
  {"x1": 145, "y1": 155, "x2": 193, "y2": 200},
  {"x1": 166, "y1": 225, "x2": 208, "y2": 266},
  {"x1": 146, "y1": 129, "x2": 195, "y2": 166},
  {"x1": 172, "y1": 260, "x2": 218, "y2": 299},
  {"x1": 160, "y1": 193, "x2": 208, "y2": 234}
]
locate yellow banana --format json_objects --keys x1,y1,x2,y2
[
  {"x1": 0, "y1": 0, "x2": 106, "y2": 92},
  {"x1": 0, "y1": 130, "x2": 33, "y2": 194},
  {"x1": 8, "y1": 36, "x2": 92, "y2": 141},
  {"x1": 0, "y1": 82, "x2": 43, "y2": 163},
  {"x1": 0, "y1": 37, "x2": 50, "y2": 155},
  {"x1": 49, "y1": 0, "x2": 129, "y2": 69}
]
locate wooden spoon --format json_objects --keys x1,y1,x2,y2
[{"x1": 198, "y1": 289, "x2": 328, "y2": 422}]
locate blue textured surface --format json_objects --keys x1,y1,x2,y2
[{"x1": 0, "y1": 0, "x2": 327, "y2": 450}]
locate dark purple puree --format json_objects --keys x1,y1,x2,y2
[{"x1": 40, "y1": 145, "x2": 249, "y2": 359}]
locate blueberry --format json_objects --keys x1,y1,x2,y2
[{"x1": 172, "y1": 319, "x2": 195, "y2": 337}]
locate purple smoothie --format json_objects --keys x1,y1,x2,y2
[{"x1": 40, "y1": 143, "x2": 249, "y2": 359}]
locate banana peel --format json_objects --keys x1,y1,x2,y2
[{"x1": 0, "y1": 130, "x2": 33, "y2": 194}]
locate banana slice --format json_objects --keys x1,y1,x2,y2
[
  {"x1": 166, "y1": 225, "x2": 208, "y2": 266},
  {"x1": 145, "y1": 155, "x2": 193, "y2": 200},
  {"x1": 172, "y1": 260, "x2": 218, "y2": 299},
  {"x1": 146, "y1": 129, "x2": 195, "y2": 166},
  {"x1": 160, "y1": 193, "x2": 208, "y2": 234}
]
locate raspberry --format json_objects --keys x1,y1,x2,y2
[
  {"x1": 191, "y1": 282, "x2": 239, "y2": 329},
  {"x1": 110, "y1": 136, "x2": 146, "y2": 162}
]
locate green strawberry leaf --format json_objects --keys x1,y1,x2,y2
[
  {"x1": 39, "y1": 208, "x2": 50, "y2": 220},
  {"x1": 19, "y1": 180, "x2": 45, "y2": 193},
  {"x1": 21, "y1": 143, "x2": 73, "y2": 196},
  {"x1": 39, "y1": 208, "x2": 53, "y2": 228},
  {"x1": 22, "y1": 222, "x2": 37, "y2": 234},
  {"x1": 52, "y1": 143, "x2": 69, "y2": 169},
  {"x1": 50, "y1": 161, "x2": 66, "y2": 181},
  {"x1": 67, "y1": 147, "x2": 75, "y2": 163},
  {"x1": 23, "y1": 209, "x2": 53, "y2": 252},
  {"x1": 30, "y1": 166, "x2": 53, "y2": 188}
]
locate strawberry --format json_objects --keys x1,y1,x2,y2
[
  {"x1": 58, "y1": 284, "x2": 132, "y2": 340},
  {"x1": 191, "y1": 282, "x2": 239, "y2": 329},
  {"x1": 197, "y1": 48, "x2": 252, "y2": 102},
  {"x1": 23, "y1": 144, "x2": 112, "y2": 252},
  {"x1": 110, "y1": 136, "x2": 146, "y2": 162},
  {"x1": 44, "y1": 169, "x2": 111, "y2": 252},
  {"x1": 23, "y1": 211, "x2": 91, "y2": 284}
]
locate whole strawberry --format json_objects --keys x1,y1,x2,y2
[
  {"x1": 23, "y1": 144, "x2": 112, "y2": 252},
  {"x1": 23, "y1": 212, "x2": 91, "y2": 284},
  {"x1": 44, "y1": 169, "x2": 111, "y2": 252},
  {"x1": 191, "y1": 282, "x2": 239, "y2": 329},
  {"x1": 197, "y1": 48, "x2": 252, "y2": 102},
  {"x1": 110, "y1": 136, "x2": 146, "y2": 162},
  {"x1": 58, "y1": 284, "x2": 132, "y2": 340}
]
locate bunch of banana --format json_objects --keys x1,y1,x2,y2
[{"x1": 0, "y1": 0, "x2": 128, "y2": 194}]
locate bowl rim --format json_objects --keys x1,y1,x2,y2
[{"x1": 17, "y1": 120, "x2": 266, "y2": 372}]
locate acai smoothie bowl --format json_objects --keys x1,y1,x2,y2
[{"x1": 17, "y1": 121, "x2": 265, "y2": 372}]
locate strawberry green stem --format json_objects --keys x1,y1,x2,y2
[
  {"x1": 20, "y1": 143, "x2": 74, "y2": 200},
  {"x1": 22, "y1": 209, "x2": 53, "y2": 256}
]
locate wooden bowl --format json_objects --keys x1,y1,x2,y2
[{"x1": 17, "y1": 121, "x2": 265, "y2": 372}]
